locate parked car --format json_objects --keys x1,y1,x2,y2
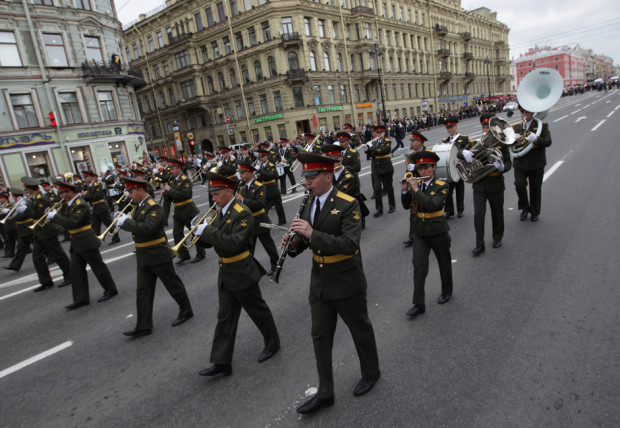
[{"x1": 503, "y1": 102, "x2": 518, "y2": 111}]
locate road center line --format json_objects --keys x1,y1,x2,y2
[
  {"x1": 0, "y1": 341, "x2": 73, "y2": 379},
  {"x1": 607, "y1": 110, "x2": 615, "y2": 118},
  {"x1": 570, "y1": 109, "x2": 582, "y2": 114},
  {"x1": 543, "y1": 161, "x2": 564, "y2": 182},
  {"x1": 591, "y1": 120, "x2": 606, "y2": 131},
  {"x1": 553, "y1": 115, "x2": 568, "y2": 122}
]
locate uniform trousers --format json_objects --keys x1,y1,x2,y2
[
  {"x1": 210, "y1": 283, "x2": 280, "y2": 364},
  {"x1": 7, "y1": 235, "x2": 33, "y2": 270},
  {"x1": 514, "y1": 168, "x2": 544, "y2": 216},
  {"x1": 265, "y1": 195, "x2": 286, "y2": 224},
  {"x1": 310, "y1": 292, "x2": 380, "y2": 398},
  {"x1": 445, "y1": 180, "x2": 465, "y2": 215},
  {"x1": 412, "y1": 232, "x2": 453, "y2": 305},
  {"x1": 252, "y1": 233, "x2": 279, "y2": 270},
  {"x1": 135, "y1": 261, "x2": 193, "y2": 330},
  {"x1": 92, "y1": 211, "x2": 119, "y2": 241},
  {"x1": 70, "y1": 248, "x2": 118, "y2": 303},
  {"x1": 162, "y1": 199, "x2": 172, "y2": 226},
  {"x1": 279, "y1": 166, "x2": 296, "y2": 194},
  {"x1": 32, "y1": 236, "x2": 71, "y2": 285},
  {"x1": 372, "y1": 171, "x2": 395, "y2": 212},
  {"x1": 173, "y1": 217, "x2": 206, "y2": 259},
  {"x1": 473, "y1": 189, "x2": 504, "y2": 246},
  {"x1": 2, "y1": 229, "x2": 17, "y2": 257}
]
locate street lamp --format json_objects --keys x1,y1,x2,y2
[
  {"x1": 369, "y1": 41, "x2": 387, "y2": 122},
  {"x1": 484, "y1": 54, "x2": 492, "y2": 100}
]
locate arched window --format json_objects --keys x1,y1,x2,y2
[
  {"x1": 254, "y1": 60, "x2": 263, "y2": 79},
  {"x1": 288, "y1": 51, "x2": 299, "y2": 70},
  {"x1": 218, "y1": 72, "x2": 226, "y2": 90},
  {"x1": 268, "y1": 56, "x2": 277, "y2": 76},
  {"x1": 324, "y1": 52, "x2": 330, "y2": 71},
  {"x1": 241, "y1": 64, "x2": 250, "y2": 83},
  {"x1": 230, "y1": 68, "x2": 238, "y2": 86},
  {"x1": 310, "y1": 51, "x2": 317, "y2": 71}
]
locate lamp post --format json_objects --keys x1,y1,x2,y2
[
  {"x1": 484, "y1": 54, "x2": 492, "y2": 100},
  {"x1": 369, "y1": 41, "x2": 387, "y2": 122}
]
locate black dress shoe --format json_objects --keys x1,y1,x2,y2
[
  {"x1": 457, "y1": 211, "x2": 464, "y2": 218},
  {"x1": 65, "y1": 302, "x2": 89, "y2": 310},
  {"x1": 3, "y1": 266, "x2": 19, "y2": 272},
  {"x1": 406, "y1": 305, "x2": 425, "y2": 318},
  {"x1": 530, "y1": 214, "x2": 539, "y2": 222},
  {"x1": 33, "y1": 282, "x2": 54, "y2": 293},
  {"x1": 520, "y1": 209, "x2": 529, "y2": 221},
  {"x1": 175, "y1": 257, "x2": 190, "y2": 266},
  {"x1": 198, "y1": 363, "x2": 232, "y2": 377},
  {"x1": 402, "y1": 238, "x2": 413, "y2": 246},
  {"x1": 296, "y1": 395, "x2": 335, "y2": 414},
  {"x1": 257, "y1": 346, "x2": 280, "y2": 363},
  {"x1": 190, "y1": 255, "x2": 205, "y2": 263},
  {"x1": 472, "y1": 246, "x2": 485, "y2": 256},
  {"x1": 292, "y1": 188, "x2": 297, "y2": 193},
  {"x1": 388, "y1": 207, "x2": 396, "y2": 213},
  {"x1": 123, "y1": 328, "x2": 151, "y2": 338},
  {"x1": 108, "y1": 238, "x2": 120, "y2": 246},
  {"x1": 438, "y1": 293, "x2": 452, "y2": 304},
  {"x1": 492, "y1": 241, "x2": 502, "y2": 248},
  {"x1": 171, "y1": 312, "x2": 193, "y2": 327},
  {"x1": 97, "y1": 292, "x2": 118, "y2": 303},
  {"x1": 353, "y1": 374, "x2": 380, "y2": 397},
  {"x1": 444, "y1": 212, "x2": 453, "y2": 219},
  {"x1": 373, "y1": 211, "x2": 383, "y2": 218}
]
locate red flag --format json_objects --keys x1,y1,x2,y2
[{"x1": 312, "y1": 114, "x2": 318, "y2": 127}]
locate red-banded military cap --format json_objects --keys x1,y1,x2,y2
[
  {"x1": 204, "y1": 172, "x2": 238, "y2": 191},
  {"x1": 123, "y1": 177, "x2": 148, "y2": 189},
  {"x1": 118, "y1": 169, "x2": 129, "y2": 176},
  {"x1": 320, "y1": 144, "x2": 343, "y2": 159},
  {"x1": 82, "y1": 170, "x2": 98, "y2": 177},
  {"x1": 219, "y1": 146, "x2": 230, "y2": 153},
  {"x1": 169, "y1": 159, "x2": 185, "y2": 168},
  {"x1": 343, "y1": 123, "x2": 353, "y2": 129},
  {"x1": 444, "y1": 117, "x2": 458, "y2": 126},
  {"x1": 55, "y1": 180, "x2": 78, "y2": 192},
  {"x1": 374, "y1": 124, "x2": 387, "y2": 132},
  {"x1": 237, "y1": 159, "x2": 256, "y2": 172},
  {"x1": 131, "y1": 168, "x2": 145, "y2": 176},
  {"x1": 159, "y1": 156, "x2": 168, "y2": 162},
  {"x1": 335, "y1": 131, "x2": 351, "y2": 141},
  {"x1": 279, "y1": 138, "x2": 289, "y2": 143},
  {"x1": 204, "y1": 152, "x2": 215, "y2": 159},
  {"x1": 258, "y1": 148, "x2": 270, "y2": 156},
  {"x1": 114, "y1": 163, "x2": 122, "y2": 169},
  {"x1": 304, "y1": 133, "x2": 316, "y2": 140},
  {"x1": 11, "y1": 189, "x2": 25, "y2": 197},
  {"x1": 480, "y1": 113, "x2": 493, "y2": 125},
  {"x1": 21, "y1": 177, "x2": 41, "y2": 189},
  {"x1": 409, "y1": 130, "x2": 428, "y2": 143},
  {"x1": 412, "y1": 150, "x2": 440, "y2": 165},
  {"x1": 296, "y1": 153, "x2": 337, "y2": 177}
]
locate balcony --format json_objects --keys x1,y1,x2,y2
[
  {"x1": 168, "y1": 32, "x2": 193, "y2": 46},
  {"x1": 434, "y1": 24, "x2": 448, "y2": 36},
  {"x1": 351, "y1": 6, "x2": 374, "y2": 15},
  {"x1": 287, "y1": 69, "x2": 306, "y2": 81},
  {"x1": 281, "y1": 32, "x2": 302, "y2": 46},
  {"x1": 81, "y1": 61, "x2": 146, "y2": 90},
  {"x1": 494, "y1": 40, "x2": 506, "y2": 47},
  {"x1": 465, "y1": 72, "x2": 475, "y2": 80},
  {"x1": 439, "y1": 71, "x2": 453, "y2": 80},
  {"x1": 437, "y1": 49, "x2": 450, "y2": 58},
  {"x1": 461, "y1": 32, "x2": 472, "y2": 41},
  {"x1": 463, "y1": 52, "x2": 473, "y2": 61}
]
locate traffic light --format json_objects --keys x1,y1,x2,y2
[
  {"x1": 189, "y1": 138, "x2": 195, "y2": 154},
  {"x1": 49, "y1": 112, "x2": 57, "y2": 128}
]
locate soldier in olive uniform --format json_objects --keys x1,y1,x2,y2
[
  {"x1": 163, "y1": 159, "x2": 206, "y2": 264},
  {"x1": 0, "y1": 190, "x2": 17, "y2": 258},
  {"x1": 155, "y1": 157, "x2": 173, "y2": 226},
  {"x1": 255, "y1": 149, "x2": 287, "y2": 225},
  {"x1": 402, "y1": 131, "x2": 428, "y2": 247},
  {"x1": 48, "y1": 181, "x2": 118, "y2": 310},
  {"x1": 284, "y1": 153, "x2": 380, "y2": 415},
  {"x1": 215, "y1": 146, "x2": 237, "y2": 179},
  {"x1": 512, "y1": 105, "x2": 552, "y2": 222},
  {"x1": 365, "y1": 124, "x2": 396, "y2": 217},
  {"x1": 442, "y1": 117, "x2": 470, "y2": 218},
  {"x1": 401, "y1": 151, "x2": 453, "y2": 319},
  {"x1": 21, "y1": 177, "x2": 71, "y2": 292},
  {"x1": 82, "y1": 171, "x2": 120, "y2": 245},
  {"x1": 4, "y1": 190, "x2": 34, "y2": 272},
  {"x1": 335, "y1": 132, "x2": 369, "y2": 228},
  {"x1": 461, "y1": 114, "x2": 512, "y2": 256},
  {"x1": 194, "y1": 172, "x2": 280, "y2": 378},
  {"x1": 235, "y1": 160, "x2": 279, "y2": 277},
  {"x1": 321, "y1": 144, "x2": 359, "y2": 196},
  {"x1": 343, "y1": 123, "x2": 362, "y2": 149},
  {"x1": 115, "y1": 178, "x2": 193, "y2": 338},
  {"x1": 277, "y1": 138, "x2": 297, "y2": 194},
  {"x1": 130, "y1": 168, "x2": 156, "y2": 198}
]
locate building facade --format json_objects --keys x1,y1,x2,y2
[
  {"x1": 123, "y1": 0, "x2": 510, "y2": 154},
  {"x1": 514, "y1": 45, "x2": 586, "y2": 89},
  {"x1": 0, "y1": 0, "x2": 145, "y2": 189}
]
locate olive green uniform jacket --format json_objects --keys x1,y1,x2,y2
[{"x1": 512, "y1": 120, "x2": 552, "y2": 171}]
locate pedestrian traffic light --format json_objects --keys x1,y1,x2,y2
[
  {"x1": 189, "y1": 138, "x2": 195, "y2": 154},
  {"x1": 49, "y1": 112, "x2": 57, "y2": 128}
]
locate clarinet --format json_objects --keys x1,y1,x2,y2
[{"x1": 270, "y1": 190, "x2": 311, "y2": 283}]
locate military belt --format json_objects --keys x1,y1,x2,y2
[
  {"x1": 489, "y1": 171, "x2": 500, "y2": 176},
  {"x1": 375, "y1": 154, "x2": 390, "y2": 159},
  {"x1": 92, "y1": 199, "x2": 105, "y2": 205},
  {"x1": 16, "y1": 218, "x2": 34, "y2": 225},
  {"x1": 263, "y1": 180, "x2": 276, "y2": 185},
  {"x1": 174, "y1": 199, "x2": 193, "y2": 207},
  {"x1": 252, "y1": 208, "x2": 265, "y2": 217},
  {"x1": 135, "y1": 237, "x2": 166, "y2": 248},
  {"x1": 218, "y1": 250, "x2": 250, "y2": 264},
  {"x1": 69, "y1": 225, "x2": 91, "y2": 234},
  {"x1": 312, "y1": 250, "x2": 358, "y2": 264},
  {"x1": 416, "y1": 210, "x2": 444, "y2": 219}
]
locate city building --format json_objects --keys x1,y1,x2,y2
[
  {"x1": 0, "y1": 0, "x2": 145, "y2": 189},
  {"x1": 514, "y1": 45, "x2": 587, "y2": 89},
  {"x1": 123, "y1": 0, "x2": 510, "y2": 154}
]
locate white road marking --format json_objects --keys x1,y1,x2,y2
[
  {"x1": 543, "y1": 161, "x2": 564, "y2": 182},
  {"x1": 570, "y1": 109, "x2": 582, "y2": 114},
  {"x1": 607, "y1": 110, "x2": 615, "y2": 118},
  {"x1": 575, "y1": 116, "x2": 587, "y2": 123},
  {"x1": 591, "y1": 120, "x2": 606, "y2": 131},
  {"x1": 615, "y1": 105, "x2": 620, "y2": 111},
  {"x1": 553, "y1": 115, "x2": 568, "y2": 122},
  {"x1": 0, "y1": 341, "x2": 73, "y2": 379},
  {"x1": 0, "y1": 285, "x2": 40, "y2": 301}
]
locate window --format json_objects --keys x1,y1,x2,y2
[
  {"x1": 200, "y1": 45, "x2": 208, "y2": 62},
  {"x1": 157, "y1": 31, "x2": 164, "y2": 48},
  {"x1": 318, "y1": 20, "x2": 325, "y2": 37},
  {"x1": 217, "y1": 2, "x2": 226, "y2": 21},
  {"x1": 163, "y1": 60, "x2": 169, "y2": 76},
  {"x1": 260, "y1": 94, "x2": 268, "y2": 114},
  {"x1": 145, "y1": 96, "x2": 151, "y2": 112},
  {"x1": 0, "y1": 31, "x2": 22, "y2": 66},
  {"x1": 323, "y1": 52, "x2": 330, "y2": 71},
  {"x1": 248, "y1": 26, "x2": 257, "y2": 45},
  {"x1": 288, "y1": 52, "x2": 299, "y2": 70},
  {"x1": 195, "y1": 13, "x2": 204, "y2": 31},
  {"x1": 268, "y1": 56, "x2": 277, "y2": 76},
  {"x1": 11, "y1": 94, "x2": 38, "y2": 128},
  {"x1": 132, "y1": 43, "x2": 139, "y2": 59},
  {"x1": 218, "y1": 72, "x2": 226, "y2": 90},
  {"x1": 273, "y1": 90, "x2": 282, "y2": 111},
  {"x1": 340, "y1": 84, "x2": 347, "y2": 102},
  {"x1": 313, "y1": 86, "x2": 321, "y2": 105},
  {"x1": 34, "y1": 0, "x2": 53, "y2": 4},
  {"x1": 242, "y1": 64, "x2": 250, "y2": 83},
  {"x1": 261, "y1": 21, "x2": 271, "y2": 41},
  {"x1": 235, "y1": 32, "x2": 243, "y2": 51},
  {"x1": 304, "y1": 18, "x2": 312, "y2": 36},
  {"x1": 354, "y1": 84, "x2": 360, "y2": 102},
  {"x1": 153, "y1": 65, "x2": 161, "y2": 79},
  {"x1": 223, "y1": 36, "x2": 231, "y2": 55},
  {"x1": 206, "y1": 7, "x2": 214, "y2": 26},
  {"x1": 310, "y1": 51, "x2": 317, "y2": 71},
  {"x1": 174, "y1": 50, "x2": 190, "y2": 69},
  {"x1": 43, "y1": 33, "x2": 68, "y2": 67},
  {"x1": 98, "y1": 91, "x2": 117, "y2": 121},
  {"x1": 350, "y1": 54, "x2": 355, "y2": 72},
  {"x1": 230, "y1": 68, "x2": 238, "y2": 85},
  {"x1": 254, "y1": 60, "x2": 263, "y2": 79},
  {"x1": 235, "y1": 100, "x2": 244, "y2": 118},
  {"x1": 180, "y1": 79, "x2": 196, "y2": 99},
  {"x1": 282, "y1": 17, "x2": 293, "y2": 35},
  {"x1": 160, "y1": 91, "x2": 166, "y2": 107},
  {"x1": 207, "y1": 76, "x2": 214, "y2": 92},
  {"x1": 212, "y1": 41, "x2": 220, "y2": 59},
  {"x1": 327, "y1": 85, "x2": 335, "y2": 104},
  {"x1": 247, "y1": 97, "x2": 255, "y2": 116},
  {"x1": 337, "y1": 53, "x2": 343, "y2": 72},
  {"x1": 84, "y1": 36, "x2": 103, "y2": 63},
  {"x1": 76, "y1": 0, "x2": 91, "y2": 11},
  {"x1": 169, "y1": 88, "x2": 176, "y2": 104},
  {"x1": 333, "y1": 21, "x2": 339, "y2": 39},
  {"x1": 293, "y1": 87, "x2": 304, "y2": 108},
  {"x1": 147, "y1": 35, "x2": 154, "y2": 52}
]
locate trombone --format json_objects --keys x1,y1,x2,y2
[
  {"x1": 116, "y1": 191, "x2": 129, "y2": 205},
  {"x1": 98, "y1": 203, "x2": 136, "y2": 242},
  {"x1": 169, "y1": 203, "x2": 219, "y2": 257},
  {"x1": 28, "y1": 202, "x2": 62, "y2": 230},
  {"x1": 0, "y1": 198, "x2": 26, "y2": 225}
]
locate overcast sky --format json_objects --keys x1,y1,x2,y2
[{"x1": 115, "y1": 0, "x2": 620, "y2": 66}]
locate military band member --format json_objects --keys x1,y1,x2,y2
[
  {"x1": 4, "y1": 189, "x2": 34, "y2": 272},
  {"x1": 255, "y1": 149, "x2": 287, "y2": 225},
  {"x1": 462, "y1": 113, "x2": 512, "y2": 256},
  {"x1": 343, "y1": 123, "x2": 361, "y2": 149},
  {"x1": 284, "y1": 153, "x2": 380, "y2": 415},
  {"x1": 155, "y1": 157, "x2": 173, "y2": 226},
  {"x1": 259, "y1": 142, "x2": 279, "y2": 165},
  {"x1": 0, "y1": 190, "x2": 17, "y2": 258},
  {"x1": 235, "y1": 160, "x2": 279, "y2": 277},
  {"x1": 39, "y1": 178, "x2": 59, "y2": 203},
  {"x1": 163, "y1": 159, "x2": 206, "y2": 265},
  {"x1": 401, "y1": 151, "x2": 453, "y2": 319},
  {"x1": 512, "y1": 104, "x2": 552, "y2": 222},
  {"x1": 20, "y1": 177, "x2": 72, "y2": 292},
  {"x1": 82, "y1": 170, "x2": 120, "y2": 245},
  {"x1": 335, "y1": 132, "x2": 369, "y2": 228},
  {"x1": 236, "y1": 144, "x2": 254, "y2": 165},
  {"x1": 216, "y1": 146, "x2": 237, "y2": 179},
  {"x1": 365, "y1": 124, "x2": 396, "y2": 217},
  {"x1": 442, "y1": 117, "x2": 469, "y2": 219},
  {"x1": 130, "y1": 168, "x2": 156, "y2": 198},
  {"x1": 47, "y1": 181, "x2": 118, "y2": 310},
  {"x1": 115, "y1": 178, "x2": 194, "y2": 338},
  {"x1": 321, "y1": 144, "x2": 358, "y2": 196},
  {"x1": 277, "y1": 138, "x2": 297, "y2": 195},
  {"x1": 194, "y1": 172, "x2": 280, "y2": 378},
  {"x1": 403, "y1": 130, "x2": 428, "y2": 247}
]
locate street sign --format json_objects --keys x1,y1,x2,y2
[{"x1": 225, "y1": 117, "x2": 230, "y2": 123}]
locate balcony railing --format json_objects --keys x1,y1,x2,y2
[
  {"x1": 281, "y1": 32, "x2": 302, "y2": 45},
  {"x1": 437, "y1": 49, "x2": 450, "y2": 57},
  {"x1": 351, "y1": 6, "x2": 374, "y2": 15},
  {"x1": 81, "y1": 61, "x2": 146, "y2": 90},
  {"x1": 465, "y1": 72, "x2": 475, "y2": 80},
  {"x1": 287, "y1": 69, "x2": 306, "y2": 80},
  {"x1": 461, "y1": 32, "x2": 472, "y2": 41},
  {"x1": 168, "y1": 32, "x2": 193, "y2": 45},
  {"x1": 439, "y1": 71, "x2": 453, "y2": 80},
  {"x1": 434, "y1": 24, "x2": 448, "y2": 36},
  {"x1": 463, "y1": 52, "x2": 473, "y2": 61}
]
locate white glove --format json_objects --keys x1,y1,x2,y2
[
  {"x1": 47, "y1": 209, "x2": 57, "y2": 219},
  {"x1": 116, "y1": 212, "x2": 129, "y2": 226},
  {"x1": 407, "y1": 163, "x2": 416, "y2": 172},
  {"x1": 514, "y1": 133, "x2": 522, "y2": 140},
  {"x1": 16, "y1": 205, "x2": 27, "y2": 213},
  {"x1": 217, "y1": 161, "x2": 223, "y2": 167},
  {"x1": 1, "y1": 208, "x2": 9, "y2": 214},
  {"x1": 193, "y1": 222, "x2": 207, "y2": 236},
  {"x1": 526, "y1": 134, "x2": 537, "y2": 143},
  {"x1": 365, "y1": 141, "x2": 373, "y2": 149},
  {"x1": 462, "y1": 149, "x2": 473, "y2": 163},
  {"x1": 493, "y1": 158, "x2": 505, "y2": 173}
]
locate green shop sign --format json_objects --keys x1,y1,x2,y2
[
  {"x1": 317, "y1": 106, "x2": 343, "y2": 112},
  {"x1": 253, "y1": 113, "x2": 284, "y2": 124}
]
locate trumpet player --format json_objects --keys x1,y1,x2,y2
[
  {"x1": 3, "y1": 189, "x2": 34, "y2": 274},
  {"x1": 366, "y1": 124, "x2": 396, "y2": 217},
  {"x1": 217, "y1": 146, "x2": 237, "y2": 178},
  {"x1": 256, "y1": 148, "x2": 287, "y2": 226},
  {"x1": 115, "y1": 178, "x2": 193, "y2": 338},
  {"x1": 47, "y1": 180, "x2": 118, "y2": 310},
  {"x1": 82, "y1": 171, "x2": 120, "y2": 245},
  {"x1": 401, "y1": 151, "x2": 453, "y2": 319},
  {"x1": 277, "y1": 138, "x2": 297, "y2": 195},
  {"x1": 164, "y1": 159, "x2": 206, "y2": 265},
  {"x1": 442, "y1": 117, "x2": 469, "y2": 219},
  {"x1": 193, "y1": 172, "x2": 280, "y2": 378},
  {"x1": 16, "y1": 177, "x2": 71, "y2": 292},
  {"x1": 402, "y1": 131, "x2": 428, "y2": 247}
]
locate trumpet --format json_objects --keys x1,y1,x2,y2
[
  {"x1": 116, "y1": 191, "x2": 129, "y2": 205},
  {"x1": 0, "y1": 198, "x2": 25, "y2": 224},
  {"x1": 290, "y1": 134, "x2": 320, "y2": 172},
  {"x1": 189, "y1": 168, "x2": 203, "y2": 183},
  {"x1": 98, "y1": 203, "x2": 136, "y2": 242},
  {"x1": 400, "y1": 173, "x2": 430, "y2": 184},
  {"x1": 363, "y1": 136, "x2": 382, "y2": 152},
  {"x1": 28, "y1": 202, "x2": 62, "y2": 230},
  {"x1": 169, "y1": 203, "x2": 219, "y2": 257}
]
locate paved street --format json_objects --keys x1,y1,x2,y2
[{"x1": 1, "y1": 89, "x2": 619, "y2": 427}]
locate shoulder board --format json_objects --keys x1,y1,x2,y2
[
  {"x1": 268, "y1": 162, "x2": 274, "y2": 167},
  {"x1": 345, "y1": 173, "x2": 352, "y2": 179},
  {"x1": 349, "y1": 148, "x2": 357, "y2": 153},
  {"x1": 229, "y1": 155, "x2": 236, "y2": 160},
  {"x1": 36, "y1": 194, "x2": 41, "y2": 199},
  {"x1": 542, "y1": 121, "x2": 548, "y2": 125},
  {"x1": 255, "y1": 181, "x2": 263, "y2": 187},
  {"x1": 76, "y1": 199, "x2": 82, "y2": 205},
  {"x1": 442, "y1": 136, "x2": 450, "y2": 142},
  {"x1": 147, "y1": 198, "x2": 156, "y2": 206},
  {"x1": 180, "y1": 175, "x2": 187, "y2": 180},
  {"x1": 233, "y1": 203, "x2": 243, "y2": 213},
  {"x1": 336, "y1": 191, "x2": 355, "y2": 202},
  {"x1": 460, "y1": 134, "x2": 468, "y2": 138},
  {"x1": 435, "y1": 179, "x2": 446, "y2": 186}
]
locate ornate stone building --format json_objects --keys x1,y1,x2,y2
[
  {"x1": 0, "y1": 0, "x2": 144, "y2": 188},
  {"x1": 123, "y1": 0, "x2": 510, "y2": 154}
]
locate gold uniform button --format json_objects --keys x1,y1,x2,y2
[
  {"x1": 219, "y1": 263, "x2": 223, "y2": 267},
  {"x1": 319, "y1": 264, "x2": 324, "y2": 268},
  {"x1": 317, "y1": 250, "x2": 321, "y2": 254}
]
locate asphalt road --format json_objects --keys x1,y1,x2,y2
[{"x1": 1, "y1": 89, "x2": 619, "y2": 427}]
